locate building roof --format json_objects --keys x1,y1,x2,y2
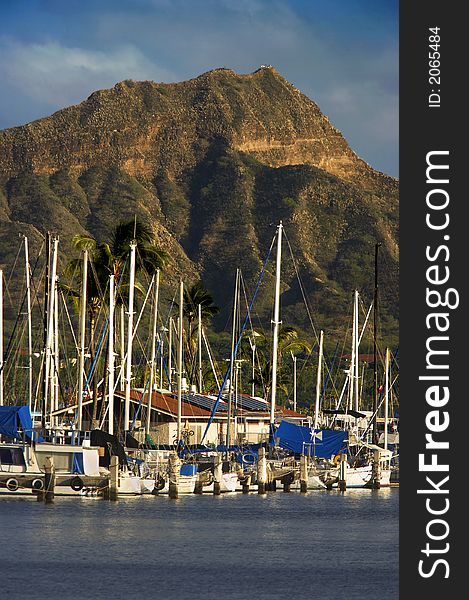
[
  {"x1": 119, "y1": 390, "x2": 305, "y2": 420},
  {"x1": 119, "y1": 390, "x2": 212, "y2": 418}
]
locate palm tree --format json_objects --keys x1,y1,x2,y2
[
  {"x1": 72, "y1": 219, "x2": 168, "y2": 283},
  {"x1": 183, "y1": 282, "x2": 219, "y2": 329},
  {"x1": 65, "y1": 219, "x2": 168, "y2": 427},
  {"x1": 109, "y1": 220, "x2": 168, "y2": 278},
  {"x1": 181, "y1": 281, "x2": 219, "y2": 387},
  {"x1": 243, "y1": 326, "x2": 311, "y2": 401}
]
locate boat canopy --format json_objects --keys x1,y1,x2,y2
[
  {"x1": 0, "y1": 406, "x2": 43, "y2": 442},
  {"x1": 274, "y1": 420, "x2": 348, "y2": 457},
  {"x1": 90, "y1": 429, "x2": 127, "y2": 467}
]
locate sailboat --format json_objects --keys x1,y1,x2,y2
[
  {"x1": 2, "y1": 236, "x2": 144, "y2": 497},
  {"x1": 325, "y1": 286, "x2": 392, "y2": 489},
  {"x1": 269, "y1": 232, "x2": 392, "y2": 490},
  {"x1": 341, "y1": 246, "x2": 394, "y2": 489},
  {"x1": 151, "y1": 281, "x2": 198, "y2": 495},
  {"x1": 0, "y1": 404, "x2": 109, "y2": 497}
]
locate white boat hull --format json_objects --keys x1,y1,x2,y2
[
  {"x1": 203, "y1": 472, "x2": 239, "y2": 493},
  {"x1": 331, "y1": 465, "x2": 392, "y2": 488},
  {"x1": 291, "y1": 473, "x2": 327, "y2": 490},
  {"x1": 149, "y1": 474, "x2": 198, "y2": 495}
]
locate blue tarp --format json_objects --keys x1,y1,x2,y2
[
  {"x1": 180, "y1": 464, "x2": 197, "y2": 476},
  {"x1": 274, "y1": 420, "x2": 348, "y2": 458},
  {"x1": 0, "y1": 406, "x2": 43, "y2": 442},
  {"x1": 72, "y1": 452, "x2": 84, "y2": 474}
]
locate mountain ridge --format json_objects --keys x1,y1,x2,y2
[{"x1": 0, "y1": 66, "x2": 398, "y2": 344}]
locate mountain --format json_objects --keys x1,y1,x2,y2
[{"x1": 0, "y1": 66, "x2": 398, "y2": 345}]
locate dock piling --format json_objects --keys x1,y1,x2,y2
[
  {"x1": 300, "y1": 454, "x2": 308, "y2": 493},
  {"x1": 169, "y1": 452, "x2": 179, "y2": 499},
  {"x1": 370, "y1": 449, "x2": 381, "y2": 489},
  {"x1": 109, "y1": 455, "x2": 119, "y2": 500},
  {"x1": 338, "y1": 455, "x2": 347, "y2": 492},
  {"x1": 257, "y1": 447, "x2": 266, "y2": 494},
  {"x1": 194, "y1": 475, "x2": 204, "y2": 495},
  {"x1": 213, "y1": 454, "x2": 222, "y2": 495},
  {"x1": 44, "y1": 457, "x2": 55, "y2": 503}
]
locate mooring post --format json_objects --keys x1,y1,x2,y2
[
  {"x1": 371, "y1": 449, "x2": 381, "y2": 489},
  {"x1": 338, "y1": 454, "x2": 347, "y2": 492},
  {"x1": 44, "y1": 456, "x2": 55, "y2": 503},
  {"x1": 194, "y1": 473, "x2": 203, "y2": 495},
  {"x1": 36, "y1": 482, "x2": 45, "y2": 502},
  {"x1": 109, "y1": 455, "x2": 119, "y2": 501},
  {"x1": 169, "y1": 452, "x2": 179, "y2": 499},
  {"x1": 300, "y1": 454, "x2": 308, "y2": 493},
  {"x1": 213, "y1": 454, "x2": 222, "y2": 495},
  {"x1": 242, "y1": 473, "x2": 251, "y2": 494},
  {"x1": 257, "y1": 447, "x2": 266, "y2": 494}
]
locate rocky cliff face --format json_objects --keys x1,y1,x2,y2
[{"x1": 0, "y1": 67, "x2": 398, "y2": 342}]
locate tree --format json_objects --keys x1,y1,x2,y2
[
  {"x1": 243, "y1": 326, "x2": 311, "y2": 400},
  {"x1": 65, "y1": 219, "x2": 168, "y2": 427},
  {"x1": 181, "y1": 281, "x2": 219, "y2": 387}
]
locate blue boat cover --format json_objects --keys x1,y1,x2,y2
[
  {"x1": 274, "y1": 420, "x2": 348, "y2": 458},
  {"x1": 180, "y1": 464, "x2": 197, "y2": 476},
  {"x1": 72, "y1": 452, "x2": 84, "y2": 474},
  {"x1": 0, "y1": 406, "x2": 43, "y2": 442}
]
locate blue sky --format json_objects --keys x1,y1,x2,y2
[{"x1": 0, "y1": 0, "x2": 398, "y2": 176}]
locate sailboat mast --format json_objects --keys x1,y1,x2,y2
[
  {"x1": 44, "y1": 237, "x2": 59, "y2": 426},
  {"x1": 314, "y1": 329, "x2": 324, "y2": 430},
  {"x1": 77, "y1": 249, "x2": 88, "y2": 431},
  {"x1": 41, "y1": 232, "x2": 50, "y2": 429},
  {"x1": 354, "y1": 290, "x2": 360, "y2": 412},
  {"x1": 24, "y1": 237, "x2": 33, "y2": 410},
  {"x1": 168, "y1": 316, "x2": 173, "y2": 391},
  {"x1": 270, "y1": 222, "x2": 283, "y2": 428},
  {"x1": 119, "y1": 305, "x2": 125, "y2": 392},
  {"x1": 177, "y1": 281, "x2": 184, "y2": 442},
  {"x1": 124, "y1": 241, "x2": 137, "y2": 433},
  {"x1": 147, "y1": 270, "x2": 160, "y2": 435},
  {"x1": 384, "y1": 347, "x2": 390, "y2": 451},
  {"x1": 0, "y1": 271, "x2": 3, "y2": 407},
  {"x1": 198, "y1": 303, "x2": 203, "y2": 393},
  {"x1": 53, "y1": 280, "x2": 59, "y2": 424},
  {"x1": 292, "y1": 354, "x2": 297, "y2": 412},
  {"x1": 108, "y1": 274, "x2": 115, "y2": 435},
  {"x1": 202, "y1": 327, "x2": 220, "y2": 390},
  {"x1": 373, "y1": 243, "x2": 381, "y2": 445},
  {"x1": 227, "y1": 269, "x2": 239, "y2": 448},
  {"x1": 348, "y1": 291, "x2": 356, "y2": 411}
]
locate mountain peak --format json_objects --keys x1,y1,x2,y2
[
  {"x1": 0, "y1": 69, "x2": 398, "y2": 345},
  {"x1": 0, "y1": 67, "x2": 389, "y2": 189}
]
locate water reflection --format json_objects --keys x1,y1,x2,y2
[{"x1": 0, "y1": 489, "x2": 398, "y2": 600}]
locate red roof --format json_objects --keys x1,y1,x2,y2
[
  {"x1": 117, "y1": 390, "x2": 304, "y2": 420},
  {"x1": 280, "y1": 408, "x2": 305, "y2": 418},
  {"x1": 119, "y1": 390, "x2": 212, "y2": 418}
]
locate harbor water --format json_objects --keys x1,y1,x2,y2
[{"x1": 0, "y1": 488, "x2": 398, "y2": 600}]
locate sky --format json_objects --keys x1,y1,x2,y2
[{"x1": 0, "y1": 0, "x2": 398, "y2": 177}]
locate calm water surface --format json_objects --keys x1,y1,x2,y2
[{"x1": 0, "y1": 489, "x2": 398, "y2": 600}]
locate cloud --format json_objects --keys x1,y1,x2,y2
[
  {"x1": 0, "y1": 1, "x2": 398, "y2": 175},
  {"x1": 0, "y1": 37, "x2": 172, "y2": 117}
]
